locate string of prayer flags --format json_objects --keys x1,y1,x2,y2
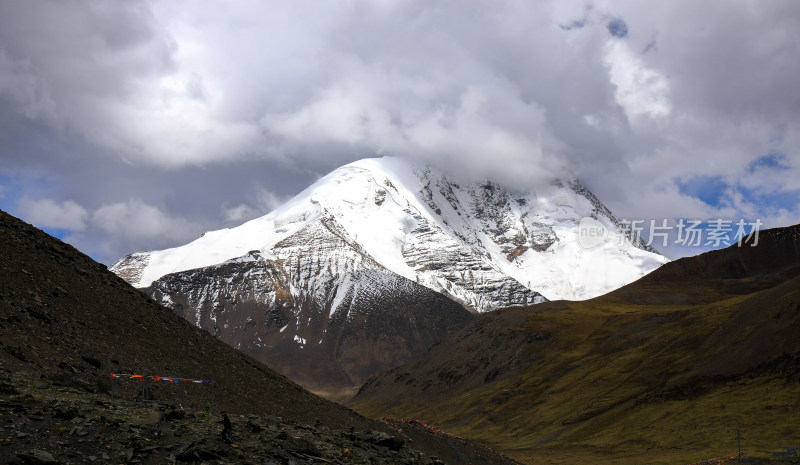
[{"x1": 110, "y1": 373, "x2": 213, "y2": 384}]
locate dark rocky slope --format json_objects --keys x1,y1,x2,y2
[
  {"x1": 0, "y1": 209, "x2": 519, "y2": 465},
  {"x1": 0, "y1": 210, "x2": 358, "y2": 426},
  {"x1": 147, "y1": 260, "x2": 474, "y2": 401},
  {"x1": 0, "y1": 376, "x2": 522, "y2": 465}
]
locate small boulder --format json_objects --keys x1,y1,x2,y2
[
  {"x1": 164, "y1": 409, "x2": 185, "y2": 421},
  {"x1": 263, "y1": 415, "x2": 282, "y2": 425},
  {"x1": 140, "y1": 409, "x2": 164, "y2": 427},
  {"x1": 357, "y1": 431, "x2": 404, "y2": 451},
  {"x1": 247, "y1": 419, "x2": 264, "y2": 433},
  {"x1": 15, "y1": 449, "x2": 58, "y2": 464},
  {"x1": 81, "y1": 356, "x2": 102, "y2": 368},
  {"x1": 280, "y1": 437, "x2": 322, "y2": 457}
]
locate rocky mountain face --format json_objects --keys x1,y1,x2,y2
[
  {"x1": 147, "y1": 260, "x2": 474, "y2": 400},
  {"x1": 349, "y1": 224, "x2": 800, "y2": 464},
  {"x1": 111, "y1": 157, "x2": 666, "y2": 398},
  {"x1": 0, "y1": 209, "x2": 520, "y2": 465}
]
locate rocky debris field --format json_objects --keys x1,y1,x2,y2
[{"x1": 0, "y1": 375, "x2": 521, "y2": 465}]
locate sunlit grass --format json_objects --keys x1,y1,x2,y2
[{"x1": 350, "y1": 271, "x2": 800, "y2": 464}]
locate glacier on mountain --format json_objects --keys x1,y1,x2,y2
[{"x1": 112, "y1": 156, "x2": 666, "y2": 309}]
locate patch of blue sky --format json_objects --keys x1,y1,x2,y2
[
  {"x1": 0, "y1": 171, "x2": 77, "y2": 242},
  {"x1": 677, "y1": 175, "x2": 730, "y2": 207},
  {"x1": 37, "y1": 226, "x2": 71, "y2": 241},
  {"x1": 739, "y1": 185, "x2": 800, "y2": 213},
  {"x1": 677, "y1": 169, "x2": 797, "y2": 224},
  {"x1": 607, "y1": 18, "x2": 628, "y2": 38},
  {"x1": 0, "y1": 172, "x2": 25, "y2": 215},
  {"x1": 748, "y1": 152, "x2": 790, "y2": 171},
  {"x1": 0, "y1": 170, "x2": 55, "y2": 203}
]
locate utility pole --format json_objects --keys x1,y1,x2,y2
[{"x1": 736, "y1": 429, "x2": 743, "y2": 458}]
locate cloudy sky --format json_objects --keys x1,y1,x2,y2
[{"x1": 1, "y1": 0, "x2": 798, "y2": 264}]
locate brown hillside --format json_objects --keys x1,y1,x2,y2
[
  {"x1": 0, "y1": 209, "x2": 371, "y2": 428},
  {"x1": 350, "y1": 225, "x2": 800, "y2": 464}
]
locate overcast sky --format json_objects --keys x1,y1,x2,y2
[{"x1": 1, "y1": 0, "x2": 798, "y2": 264}]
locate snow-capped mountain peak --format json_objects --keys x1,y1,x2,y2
[
  {"x1": 110, "y1": 156, "x2": 667, "y2": 398},
  {"x1": 112, "y1": 156, "x2": 666, "y2": 308}
]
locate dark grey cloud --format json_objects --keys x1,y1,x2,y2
[{"x1": 0, "y1": 0, "x2": 799, "y2": 262}]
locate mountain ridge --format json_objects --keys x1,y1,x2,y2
[
  {"x1": 113, "y1": 156, "x2": 666, "y2": 305},
  {"x1": 110, "y1": 156, "x2": 667, "y2": 399}
]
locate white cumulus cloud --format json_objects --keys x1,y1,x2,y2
[
  {"x1": 1, "y1": 0, "x2": 798, "y2": 262},
  {"x1": 603, "y1": 40, "x2": 671, "y2": 123},
  {"x1": 18, "y1": 198, "x2": 88, "y2": 231},
  {"x1": 92, "y1": 199, "x2": 199, "y2": 243}
]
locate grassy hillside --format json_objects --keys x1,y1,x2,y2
[{"x1": 350, "y1": 226, "x2": 800, "y2": 464}]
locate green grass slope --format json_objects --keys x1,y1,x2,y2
[{"x1": 350, "y1": 226, "x2": 800, "y2": 464}]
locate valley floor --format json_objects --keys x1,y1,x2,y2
[{"x1": 507, "y1": 447, "x2": 797, "y2": 465}]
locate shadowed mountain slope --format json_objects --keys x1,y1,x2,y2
[
  {"x1": 350, "y1": 225, "x2": 800, "y2": 464},
  {"x1": 639, "y1": 225, "x2": 800, "y2": 283},
  {"x1": 145, "y1": 260, "x2": 475, "y2": 402},
  {"x1": 0, "y1": 209, "x2": 369, "y2": 427},
  {"x1": 0, "y1": 209, "x2": 522, "y2": 465}
]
